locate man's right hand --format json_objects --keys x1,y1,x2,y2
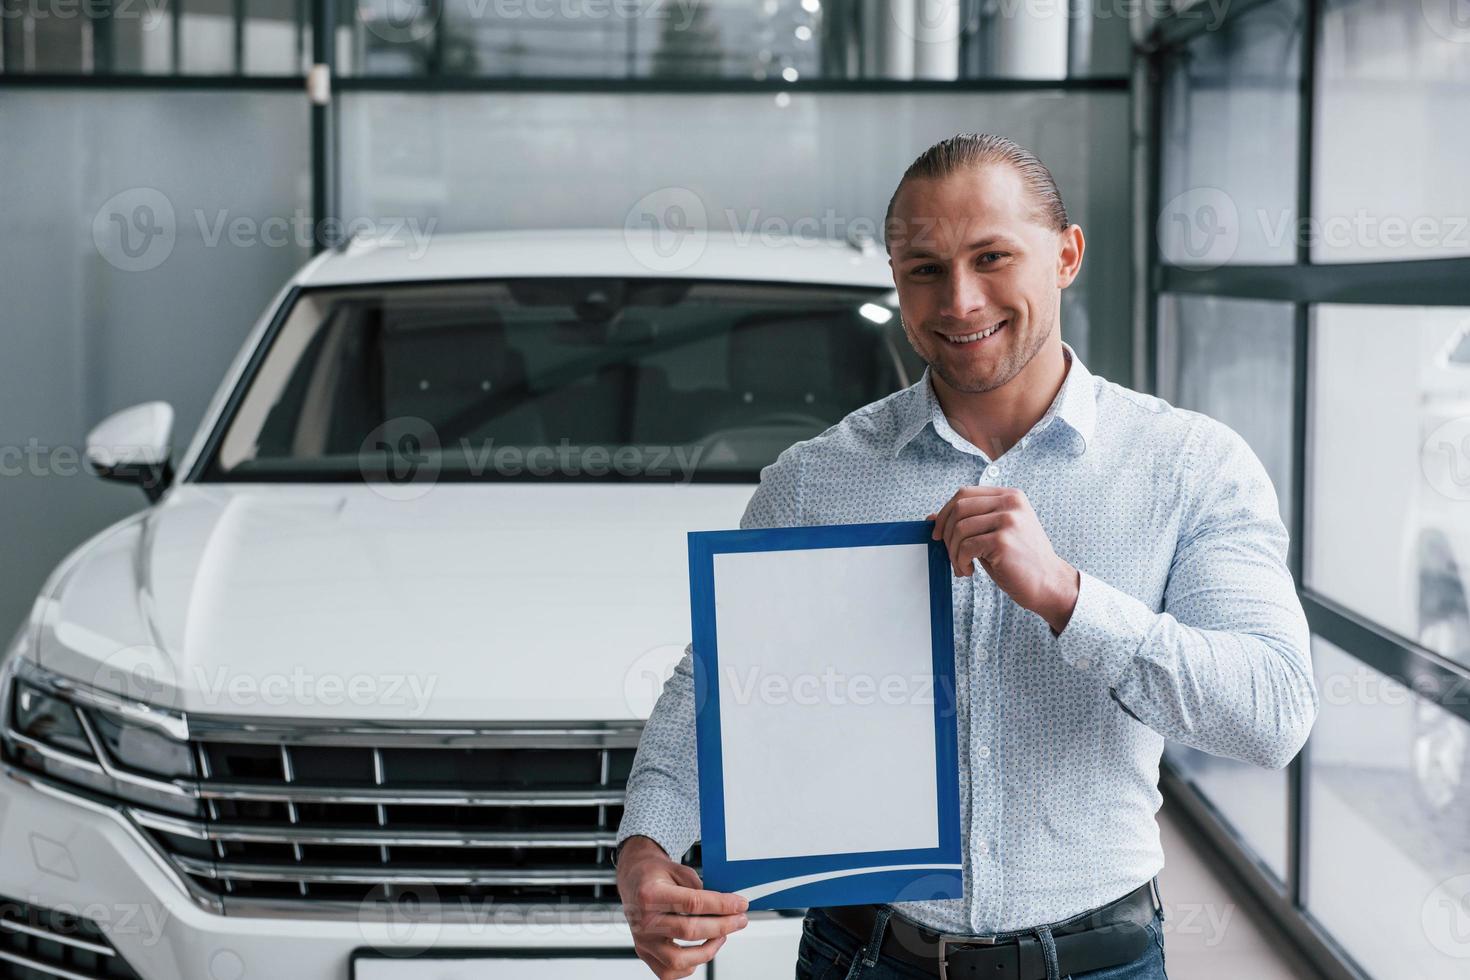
[{"x1": 616, "y1": 835, "x2": 750, "y2": 979}]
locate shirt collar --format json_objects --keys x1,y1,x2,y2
[{"x1": 892, "y1": 341, "x2": 1097, "y2": 458}]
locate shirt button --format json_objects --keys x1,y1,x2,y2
[
  {"x1": 977, "y1": 840, "x2": 990, "y2": 857},
  {"x1": 984, "y1": 465, "x2": 999, "y2": 479},
  {"x1": 1075, "y1": 657, "x2": 1092, "y2": 671},
  {"x1": 977, "y1": 745, "x2": 991, "y2": 759}
]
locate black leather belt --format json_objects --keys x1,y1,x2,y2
[{"x1": 815, "y1": 878, "x2": 1161, "y2": 980}]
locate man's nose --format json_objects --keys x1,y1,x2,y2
[{"x1": 937, "y1": 267, "x2": 990, "y2": 321}]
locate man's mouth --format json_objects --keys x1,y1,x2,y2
[{"x1": 938, "y1": 320, "x2": 1007, "y2": 346}]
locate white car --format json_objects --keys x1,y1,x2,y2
[{"x1": 0, "y1": 229, "x2": 911, "y2": 980}]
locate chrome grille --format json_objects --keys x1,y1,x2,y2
[
  {"x1": 2, "y1": 657, "x2": 696, "y2": 912},
  {"x1": 0, "y1": 895, "x2": 143, "y2": 980},
  {"x1": 139, "y1": 730, "x2": 698, "y2": 906}
]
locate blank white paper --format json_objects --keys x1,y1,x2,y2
[{"x1": 711, "y1": 542, "x2": 940, "y2": 862}]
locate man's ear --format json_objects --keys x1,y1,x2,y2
[{"x1": 1056, "y1": 225, "x2": 1085, "y2": 289}]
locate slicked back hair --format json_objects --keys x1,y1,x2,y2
[{"x1": 883, "y1": 133, "x2": 1070, "y2": 249}]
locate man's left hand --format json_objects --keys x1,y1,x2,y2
[{"x1": 927, "y1": 486, "x2": 1081, "y2": 635}]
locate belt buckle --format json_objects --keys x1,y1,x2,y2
[{"x1": 936, "y1": 930, "x2": 997, "y2": 980}]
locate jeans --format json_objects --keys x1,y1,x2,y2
[{"x1": 794, "y1": 887, "x2": 1168, "y2": 980}]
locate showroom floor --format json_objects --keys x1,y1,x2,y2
[{"x1": 1156, "y1": 802, "x2": 1323, "y2": 980}]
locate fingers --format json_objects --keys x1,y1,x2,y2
[
  {"x1": 637, "y1": 878, "x2": 748, "y2": 917},
  {"x1": 930, "y1": 486, "x2": 1015, "y2": 541},
  {"x1": 942, "y1": 513, "x2": 1009, "y2": 576},
  {"x1": 644, "y1": 909, "x2": 749, "y2": 942},
  {"x1": 638, "y1": 934, "x2": 729, "y2": 979}
]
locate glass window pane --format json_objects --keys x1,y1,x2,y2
[
  {"x1": 1307, "y1": 304, "x2": 1470, "y2": 668},
  {"x1": 1156, "y1": 292, "x2": 1296, "y2": 883},
  {"x1": 1157, "y1": 0, "x2": 1302, "y2": 267},
  {"x1": 1156, "y1": 294, "x2": 1295, "y2": 528},
  {"x1": 1313, "y1": 0, "x2": 1470, "y2": 263},
  {"x1": 179, "y1": 0, "x2": 236, "y2": 73},
  {"x1": 338, "y1": 0, "x2": 1091, "y2": 80},
  {"x1": 1165, "y1": 743, "x2": 1288, "y2": 881},
  {"x1": 110, "y1": 0, "x2": 178, "y2": 74},
  {"x1": 0, "y1": 89, "x2": 311, "y2": 643},
  {"x1": 338, "y1": 89, "x2": 1133, "y2": 379},
  {"x1": 244, "y1": 0, "x2": 308, "y2": 75},
  {"x1": 1308, "y1": 637, "x2": 1470, "y2": 979}
]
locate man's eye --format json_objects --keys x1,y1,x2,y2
[
  {"x1": 910, "y1": 264, "x2": 941, "y2": 276},
  {"x1": 978, "y1": 252, "x2": 1008, "y2": 265}
]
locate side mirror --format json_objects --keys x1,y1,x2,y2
[{"x1": 84, "y1": 402, "x2": 175, "y2": 503}]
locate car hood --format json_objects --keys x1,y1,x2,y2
[{"x1": 33, "y1": 482, "x2": 753, "y2": 722}]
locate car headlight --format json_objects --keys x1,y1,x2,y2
[
  {"x1": 90, "y1": 708, "x2": 196, "y2": 779},
  {"x1": 2, "y1": 657, "x2": 200, "y2": 817},
  {"x1": 12, "y1": 683, "x2": 91, "y2": 756}
]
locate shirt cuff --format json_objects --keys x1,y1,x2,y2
[
  {"x1": 613, "y1": 788, "x2": 699, "y2": 868},
  {"x1": 1050, "y1": 568, "x2": 1158, "y2": 688}
]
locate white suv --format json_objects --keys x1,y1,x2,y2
[{"x1": 0, "y1": 229, "x2": 910, "y2": 980}]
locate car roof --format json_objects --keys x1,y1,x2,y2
[{"x1": 297, "y1": 228, "x2": 897, "y2": 290}]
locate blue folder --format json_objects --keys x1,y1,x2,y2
[{"x1": 686, "y1": 519, "x2": 963, "y2": 911}]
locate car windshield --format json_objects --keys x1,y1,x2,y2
[{"x1": 200, "y1": 277, "x2": 907, "y2": 483}]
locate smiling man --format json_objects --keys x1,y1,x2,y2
[{"x1": 613, "y1": 134, "x2": 1318, "y2": 980}]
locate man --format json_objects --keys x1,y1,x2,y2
[{"x1": 612, "y1": 133, "x2": 1317, "y2": 980}]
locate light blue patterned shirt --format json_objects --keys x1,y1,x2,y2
[{"x1": 615, "y1": 342, "x2": 1317, "y2": 934}]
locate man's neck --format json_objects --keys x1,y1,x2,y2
[{"x1": 930, "y1": 340, "x2": 1070, "y2": 461}]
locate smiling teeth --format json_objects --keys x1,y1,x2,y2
[{"x1": 949, "y1": 322, "x2": 1004, "y2": 343}]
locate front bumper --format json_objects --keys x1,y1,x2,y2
[{"x1": 0, "y1": 770, "x2": 803, "y2": 979}]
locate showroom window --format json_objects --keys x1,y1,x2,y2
[{"x1": 1147, "y1": 2, "x2": 1470, "y2": 979}]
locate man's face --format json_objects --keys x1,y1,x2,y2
[{"x1": 887, "y1": 165, "x2": 1083, "y2": 394}]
